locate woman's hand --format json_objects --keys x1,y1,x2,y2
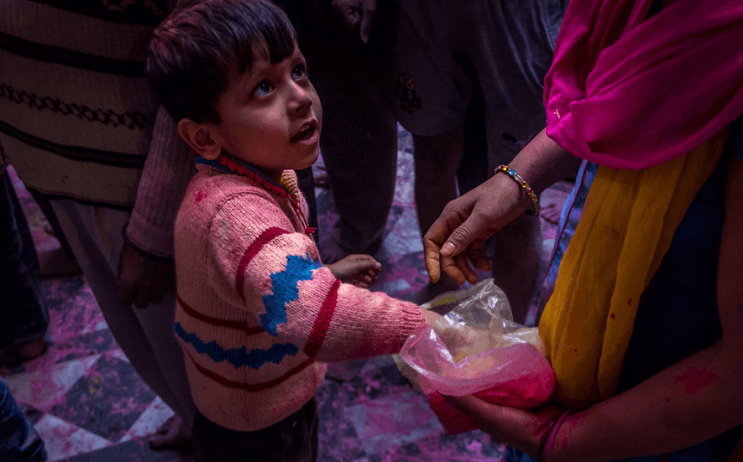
[
  {"x1": 422, "y1": 129, "x2": 577, "y2": 285},
  {"x1": 422, "y1": 172, "x2": 530, "y2": 285},
  {"x1": 446, "y1": 395, "x2": 567, "y2": 459}
]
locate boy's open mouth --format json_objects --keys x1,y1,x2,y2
[{"x1": 291, "y1": 121, "x2": 317, "y2": 143}]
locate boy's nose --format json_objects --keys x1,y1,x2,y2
[{"x1": 288, "y1": 82, "x2": 312, "y2": 113}]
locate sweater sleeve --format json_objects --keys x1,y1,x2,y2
[
  {"x1": 206, "y1": 192, "x2": 427, "y2": 362},
  {"x1": 127, "y1": 107, "x2": 196, "y2": 258}
]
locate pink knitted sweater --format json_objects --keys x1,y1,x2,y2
[{"x1": 174, "y1": 165, "x2": 427, "y2": 431}]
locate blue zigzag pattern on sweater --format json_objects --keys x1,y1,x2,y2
[
  {"x1": 261, "y1": 253, "x2": 321, "y2": 336},
  {"x1": 174, "y1": 323, "x2": 298, "y2": 370}
]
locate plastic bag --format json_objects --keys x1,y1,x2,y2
[{"x1": 395, "y1": 279, "x2": 555, "y2": 434}]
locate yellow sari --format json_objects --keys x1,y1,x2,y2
[{"x1": 539, "y1": 129, "x2": 727, "y2": 409}]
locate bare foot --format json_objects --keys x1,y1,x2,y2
[
  {"x1": 326, "y1": 254, "x2": 381, "y2": 288},
  {"x1": 540, "y1": 202, "x2": 563, "y2": 225},
  {"x1": 148, "y1": 415, "x2": 191, "y2": 450},
  {"x1": 18, "y1": 337, "x2": 48, "y2": 360},
  {"x1": 0, "y1": 337, "x2": 48, "y2": 369}
]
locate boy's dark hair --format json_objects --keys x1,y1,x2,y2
[{"x1": 147, "y1": 0, "x2": 296, "y2": 124}]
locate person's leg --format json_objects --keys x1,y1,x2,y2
[
  {"x1": 0, "y1": 170, "x2": 49, "y2": 362},
  {"x1": 0, "y1": 377, "x2": 47, "y2": 461},
  {"x1": 490, "y1": 214, "x2": 541, "y2": 325},
  {"x1": 27, "y1": 189, "x2": 75, "y2": 258},
  {"x1": 411, "y1": 127, "x2": 466, "y2": 300},
  {"x1": 412, "y1": 127, "x2": 465, "y2": 242},
  {"x1": 294, "y1": 2, "x2": 398, "y2": 262},
  {"x1": 457, "y1": 76, "x2": 489, "y2": 196},
  {"x1": 27, "y1": 189, "x2": 81, "y2": 278},
  {"x1": 49, "y1": 200, "x2": 196, "y2": 447},
  {"x1": 464, "y1": 0, "x2": 562, "y2": 324}
]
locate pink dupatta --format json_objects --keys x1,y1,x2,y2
[{"x1": 544, "y1": 0, "x2": 743, "y2": 169}]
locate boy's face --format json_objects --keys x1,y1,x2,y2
[{"x1": 209, "y1": 43, "x2": 322, "y2": 178}]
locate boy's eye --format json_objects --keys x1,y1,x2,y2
[
  {"x1": 253, "y1": 80, "x2": 274, "y2": 98},
  {"x1": 291, "y1": 64, "x2": 307, "y2": 80}
]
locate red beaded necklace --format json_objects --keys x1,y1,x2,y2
[{"x1": 194, "y1": 153, "x2": 316, "y2": 235}]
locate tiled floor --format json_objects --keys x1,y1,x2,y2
[{"x1": 3, "y1": 126, "x2": 572, "y2": 461}]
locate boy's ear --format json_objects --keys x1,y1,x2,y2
[{"x1": 177, "y1": 118, "x2": 222, "y2": 160}]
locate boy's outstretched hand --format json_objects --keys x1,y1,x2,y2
[{"x1": 326, "y1": 254, "x2": 381, "y2": 288}]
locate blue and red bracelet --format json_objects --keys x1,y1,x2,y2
[{"x1": 494, "y1": 164, "x2": 540, "y2": 217}]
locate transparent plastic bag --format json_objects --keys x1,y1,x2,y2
[{"x1": 395, "y1": 279, "x2": 555, "y2": 434}]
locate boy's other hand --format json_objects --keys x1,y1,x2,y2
[
  {"x1": 117, "y1": 242, "x2": 176, "y2": 309},
  {"x1": 326, "y1": 254, "x2": 381, "y2": 288},
  {"x1": 331, "y1": 0, "x2": 377, "y2": 43}
]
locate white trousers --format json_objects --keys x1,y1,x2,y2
[{"x1": 50, "y1": 199, "x2": 197, "y2": 426}]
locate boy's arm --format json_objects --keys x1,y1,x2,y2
[
  {"x1": 206, "y1": 194, "x2": 427, "y2": 362},
  {"x1": 118, "y1": 107, "x2": 196, "y2": 307}
]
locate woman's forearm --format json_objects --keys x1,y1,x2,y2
[
  {"x1": 552, "y1": 338, "x2": 743, "y2": 461},
  {"x1": 553, "y1": 158, "x2": 743, "y2": 461},
  {"x1": 509, "y1": 128, "x2": 583, "y2": 196}
]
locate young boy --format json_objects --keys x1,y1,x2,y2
[{"x1": 146, "y1": 1, "x2": 432, "y2": 459}]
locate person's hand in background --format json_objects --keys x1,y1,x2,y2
[
  {"x1": 332, "y1": 0, "x2": 377, "y2": 43},
  {"x1": 118, "y1": 241, "x2": 176, "y2": 309}
]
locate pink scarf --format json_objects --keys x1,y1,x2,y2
[{"x1": 544, "y1": 0, "x2": 743, "y2": 169}]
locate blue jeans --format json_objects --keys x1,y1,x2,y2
[
  {"x1": 0, "y1": 377, "x2": 47, "y2": 461},
  {"x1": 0, "y1": 170, "x2": 48, "y2": 349}
]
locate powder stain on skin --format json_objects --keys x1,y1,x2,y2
[{"x1": 674, "y1": 367, "x2": 719, "y2": 395}]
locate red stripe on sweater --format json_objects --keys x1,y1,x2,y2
[
  {"x1": 303, "y1": 279, "x2": 341, "y2": 358},
  {"x1": 177, "y1": 295, "x2": 263, "y2": 335},
  {"x1": 236, "y1": 227, "x2": 289, "y2": 300},
  {"x1": 185, "y1": 349, "x2": 315, "y2": 391}
]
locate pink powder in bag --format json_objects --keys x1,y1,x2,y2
[
  {"x1": 426, "y1": 362, "x2": 556, "y2": 434},
  {"x1": 400, "y1": 328, "x2": 555, "y2": 435}
]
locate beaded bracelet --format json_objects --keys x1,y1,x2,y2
[
  {"x1": 494, "y1": 164, "x2": 540, "y2": 216},
  {"x1": 537, "y1": 410, "x2": 572, "y2": 462}
]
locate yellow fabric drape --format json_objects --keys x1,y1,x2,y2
[{"x1": 539, "y1": 129, "x2": 727, "y2": 409}]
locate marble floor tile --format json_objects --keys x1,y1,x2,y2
[
  {"x1": 34, "y1": 413, "x2": 112, "y2": 461},
  {"x1": 6, "y1": 354, "x2": 101, "y2": 412},
  {"x1": 118, "y1": 397, "x2": 175, "y2": 443},
  {"x1": 50, "y1": 353, "x2": 157, "y2": 441}
]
